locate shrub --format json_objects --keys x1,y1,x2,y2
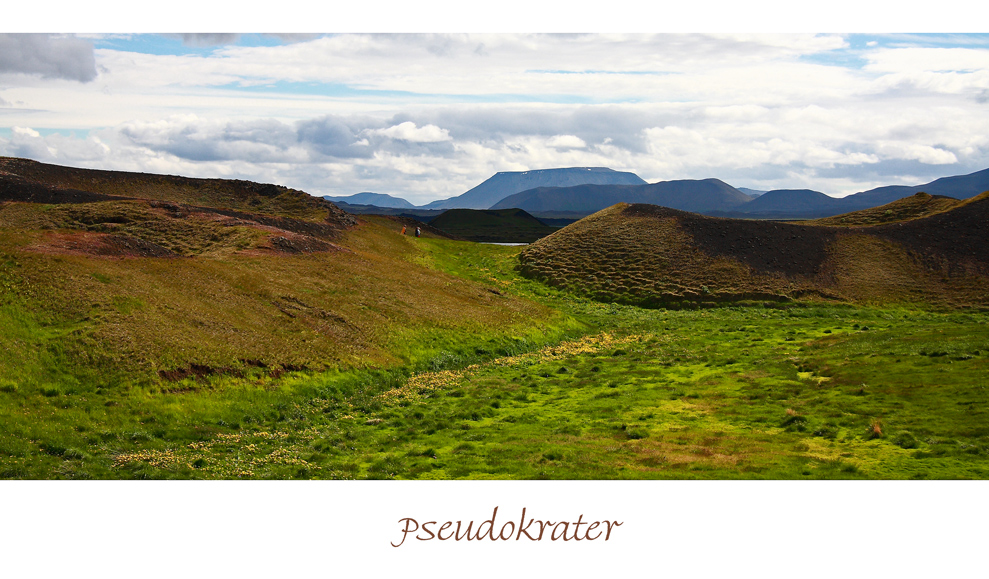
[
  {"x1": 781, "y1": 410, "x2": 808, "y2": 431},
  {"x1": 892, "y1": 431, "x2": 917, "y2": 449}
]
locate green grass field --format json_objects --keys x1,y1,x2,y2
[{"x1": 2, "y1": 233, "x2": 987, "y2": 479}]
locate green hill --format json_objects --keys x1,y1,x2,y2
[
  {"x1": 428, "y1": 208, "x2": 558, "y2": 243},
  {"x1": 517, "y1": 198, "x2": 989, "y2": 308}
]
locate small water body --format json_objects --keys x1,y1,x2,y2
[{"x1": 480, "y1": 242, "x2": 529, "y2": 246}]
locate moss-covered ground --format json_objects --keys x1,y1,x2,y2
[{"x1": 1, "y1": 234, "x2": 987, "y2": 479}]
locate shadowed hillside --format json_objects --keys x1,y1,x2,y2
[
  {"x1": 428, "y1": 208, "x2": 558, "y2": 243},
  {"x1": 517, "y1": 196, "x2": 989, "y2": 308}
]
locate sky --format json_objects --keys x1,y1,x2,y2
[{"x1": 2, "y1": 31, "x2": 989, "y2": 204}]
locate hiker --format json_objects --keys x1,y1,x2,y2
[
  {"x1": 401, "y1": 225, "x2": 407, "y2": 235},
  {"x1": 415, "y1": 227, "x2": 421, "y2": 238}
]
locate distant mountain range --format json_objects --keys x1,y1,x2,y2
[
  {"x1": 498, "y1": 168, "x2": 989, "y2": 220},
  {"x1": 322, "y1": 192, "x2": 416, "y2": 209},
  {"x1": 490, "y1": 178, "x2": 751, "y2": 214},
  {"x1": 737, "y1": 188, "x2": 767, "y2": 198},
  {"x1": 712, "y1": 168, "x2": 989, "y2": 219},
  {"x1": 421, "y1": 167, "x2": 646, "y2": 210},
  {"x1": 326, "y1": 165, "x2": 989, "y2": 221}
]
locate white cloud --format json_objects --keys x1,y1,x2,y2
[
  {"x1": 2, "y1": 126, "x2": 111, "y2": 163},
  {"x1": 12, "y1": 126, "x2": 41, "y2": 138},
  {"x1": 368, "y1": 122, "x2": 451, "y2": 143},
  {"x1": 546, "y1": 135, "x2": 586, "y2": 149},
  {"x1": 877, "y1": 143, "x2": 959, "y2": 164},
  {"x1": 866, "y1": 47, "x2": 989, "y2": 74}
]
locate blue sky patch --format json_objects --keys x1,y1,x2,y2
[
  {"x1": 215, "y1": 80, "x2": 600, "y2": 105},
  {"x1": 91, "y1": 33, "x2": 320, "y2": 56}
]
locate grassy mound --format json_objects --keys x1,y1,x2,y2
[
  {"x1": 517, "y1": 199, "x2": 989, "y2": 308},
  {"x1": 805, "y1": 192, "x2": 963, "y2": 226}
]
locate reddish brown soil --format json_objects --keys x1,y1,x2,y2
[
  {"x1": 157, "y1": 361, "x2": 311, "y2": 382},
  {"x1": 28, "y1": 231, "x2": 178, "y2": 258},
  {"x1": 158, "y1": 364, "x2": 229, "y2": 381},
  {"x1": 177, "y1": 203, "x2": 357, "y2": 240}
]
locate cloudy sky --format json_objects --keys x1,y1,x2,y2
[{"x1": 2, "y1": 32, "x2": 989, "y2": 204}]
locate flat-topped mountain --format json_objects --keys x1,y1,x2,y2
[
  {"x1": 422, "y1": 167, "x2": 646, "y2": 210},
  {"x1": 322, "y1": 192, "x2": 416, "y2": 209},
  {"x1": 491, "y1": 178, "x2": 751, "y2": 214}
]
